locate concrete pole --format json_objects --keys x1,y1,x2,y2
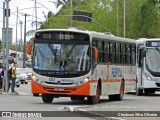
[
  {"x1": 20, "y1": 21, "x2": 23, "y2": 67},
  {"x1": 3, "y1": 2, "x2": 5, "y2": 70},
  {"x1": 5, "y1": 0, "x2": 10, "y2": 92},
  {"x1": 2, "y1": 2, "x2": 6, "y2": 91},
  {"x1": 15, "y1": 7, "x2": 18, "y2": 62},
  {"x1": 124, "y1": 0, "x2": 126, "y2": 38},
  {"x1": 70, "y1": 0, "x2": 72, "y2": 27},
  {"x1": 35, "y1": 0, "x2": 37, "y2": 29},
  {"x1": 23, "y1": 14, "x2": 27, "y2": 68},
  {"x1": 117, "y1": 0, "x2": 119, "y2": 36}
]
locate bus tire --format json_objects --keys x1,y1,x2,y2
[
  {"x1": 108, "y1": 95, "x2": 116, "y2": 101},
  {"x1": 136, "y1": 88, "x2": 143, "y2": 96},
  {"x1": 116, "y1": 80, "x2": 125, "y2": 101},
  {"x1": 150, "y1": 89, "x2": 155, "y2": 94},
  {"x1": 77, "y1": 96, "x2": 85, "y2": 101},
  {"x1": 70, "y1": 96, "x2": 78, "y2": 101},
  {"x1": 87, "y1": 84, "x2": 100, "y2": 104},
  {"x1": 33, "y1": 94, "x2": 39, "y2": 96},
  {"x1": 42, "y1": 94, "x2": 54, "y2": 103},
  {"x1": 144, "y1": 89, "x2": 150, "y2": 94}
]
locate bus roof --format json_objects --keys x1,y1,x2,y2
[
  {"x1": 136, "y1": 38, "x2": 160, "y2": 45},
  {"x1": 35, "y1": 28, "x2": 136, "y2": 43}
]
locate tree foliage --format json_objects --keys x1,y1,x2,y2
[{"x1": 29, "y1": 0, "x2": 160, "y2": 39}]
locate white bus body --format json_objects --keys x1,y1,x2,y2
[{"x1": 136, "y1": 38, "x2": 160, "y2": 95}]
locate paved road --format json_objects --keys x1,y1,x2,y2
[
  {"x1": 1, "y1": 81, "x2": 160, "y2": 120},
  {"x1": 14, "y1": 81, "x2": 160, "y2": 111}
]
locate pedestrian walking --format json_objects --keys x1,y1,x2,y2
[
  {"x1": 1, "y1": 66, "x2": 11, "y2": 92},
  {"x1": 10, "y1": 62, "x2": 17, "y2": 93}
]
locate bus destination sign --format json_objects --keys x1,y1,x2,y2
[
  {"x1": 35, "y1": 31, "x2": 89, "y2": 41},
  {"x1": 146, "y1": 41, "x2": 160, "y2": 47}
]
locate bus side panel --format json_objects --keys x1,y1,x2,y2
[{"x1": 31, "y1": 80, "x2": 91, "y2": 96}]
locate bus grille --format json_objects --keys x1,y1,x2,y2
[{"x1": 44, "y1": 81, "x2": 74, "y2": 85}]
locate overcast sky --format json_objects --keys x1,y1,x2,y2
[{"x1": 0, "y1": 0, "x2": 60, "y2": 44}]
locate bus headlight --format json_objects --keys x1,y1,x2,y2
[
  {"x1": 84, "y1": 77, "x2": 89, "y2": 83},
  {"x1": 32, "y1": 74, "x2": 36, "y2": 81},
  {"x1": 145, "y1": 73, "x2": 153, "y2": 80},
  {"x1": 84, "y1": 78, "x2": 89, "y2": 82}
]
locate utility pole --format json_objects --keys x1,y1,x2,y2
[
  {"x1": 124, "y1": 0, "x2": 126, "y2": 38},
  {"x1": 20, "y1": 21, "x2": 23, "y2": 67},
  {"x1": 5, "y1": 0, "x2": 11, "y2": 92},
  {"x1": 22, "y1": 13, "x2": 30, "y2": 68},
  {"x1": 2, "y1": 1, "x2": 6, "y2": 92},
  {"x1": 15, "y1": 7, "x2": 18, "y2": 62},
  {"x1": 35, "y1": 0, "x2": 37, "y2": 29},
  {"x1": 70, "y1": 0, "x2": 72, "y2": 27}
]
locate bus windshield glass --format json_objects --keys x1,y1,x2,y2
[
  {"x1": 146, "y1": 48, "x2": 160, "y2": 73},
  {"x1": 33, "y1": 43, "x2": 90, "y2": 72}
]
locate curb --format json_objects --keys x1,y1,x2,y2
[
  {"x1": 62, "y1": 106, "x2": 125, "y2": 120},
  {"x1": 74, "y1": 108, "x2": 125, "y2": 120}
]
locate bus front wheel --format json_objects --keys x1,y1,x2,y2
[
  {"x1": 136, "y1": 88, "x2": 143, "y2": 96},
  {"x1": 87, "y1": 84, "x2": 100, "y2": 104},
  {"x1": 42, "y1": 94, "x2": 54, "y2": 103}
]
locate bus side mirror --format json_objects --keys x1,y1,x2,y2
[
  {"x1": 94, "y1": 48, "x2": 99, "y2": 60},
  {"x1": 26, "y1": 43, "x2": 32, "y2": 55}
]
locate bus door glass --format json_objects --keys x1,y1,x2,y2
[{"x1": 137, "y1": 48, "x2": 144, "y2": 86}]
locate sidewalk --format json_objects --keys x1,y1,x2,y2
[
  {"x1": 63, "y1": 105, "x2": 160, "y2": 120},
  {"x1": 0, "y1": 91, "x2": 19, "y2": 95}
]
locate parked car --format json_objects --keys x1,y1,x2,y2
[
  {"x1": 22, "y1": 68, "x2": 32, "y2": 80},
  {"x1": 16, "y1": 68, "x2": 28, "y2": 84}
]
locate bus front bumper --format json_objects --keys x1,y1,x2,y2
[{"x1": 31, "y1": 80, "x2": 91, "y2": 96}]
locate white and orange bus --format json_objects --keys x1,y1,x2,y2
[{"x1": 29, "y1": 28, "x2": 136, "y2": 104}]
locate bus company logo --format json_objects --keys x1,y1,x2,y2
[
  {"x1": 57, "y1": 81, "x2": 61, "y2": 85},
  {"x1": 48, "y1": 78, "x2": 55, "y2": 82},
  {"x1": 61, "y1": 79, "x2": 74, "y2": 83},
  {"x1": 111, "y1": 67, "x2": 122, "y2": 78}
]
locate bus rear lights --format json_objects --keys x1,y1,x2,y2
[{"x1": 145, "y1": 73, "x2": 153, "y2": 80}]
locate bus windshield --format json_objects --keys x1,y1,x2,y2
[
  {"x1": 33, "y1": 43, "x2": 90, "y2": 72},
  {"x1": 146, "y1": 48, "x2": 160, "y2": 73}
]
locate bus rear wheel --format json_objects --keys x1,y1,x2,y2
[
  {"x1": 87, "y1": 84, "x2": 100, "y2": 104},
  {"x1": 42, "y1": 94, "x2": 54, "y2": 103},
  {"x1": 109, "y1": 80, "x2": 124, "y2": 101},
  {"x1": 116, "y1": 80, "x2": 124, "y2": 101},
  {"x1": 70, "y1": 96, "x2": 78, "y2": 101}
]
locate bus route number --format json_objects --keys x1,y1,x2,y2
[{"x1": 43, "y1": 33, "x2": 51, "y2": 39}]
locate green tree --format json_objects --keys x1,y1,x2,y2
[{"x1": 138, "y1": 0, "x2": 160, "y2": 38}]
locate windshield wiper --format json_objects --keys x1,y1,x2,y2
[
  {"x1": 156, "y1": 47, "x2": 160, "y2": 54},
  {"x1": 66, "y1": 43, "x2": 77, "y2": 58},
  {"x1": 48, "y1": 44, "x2": 57, "y2": 62}
]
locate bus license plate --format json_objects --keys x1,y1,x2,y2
[{"x1": 54, "y1": 88, "x2": 64, "y2": 91}]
